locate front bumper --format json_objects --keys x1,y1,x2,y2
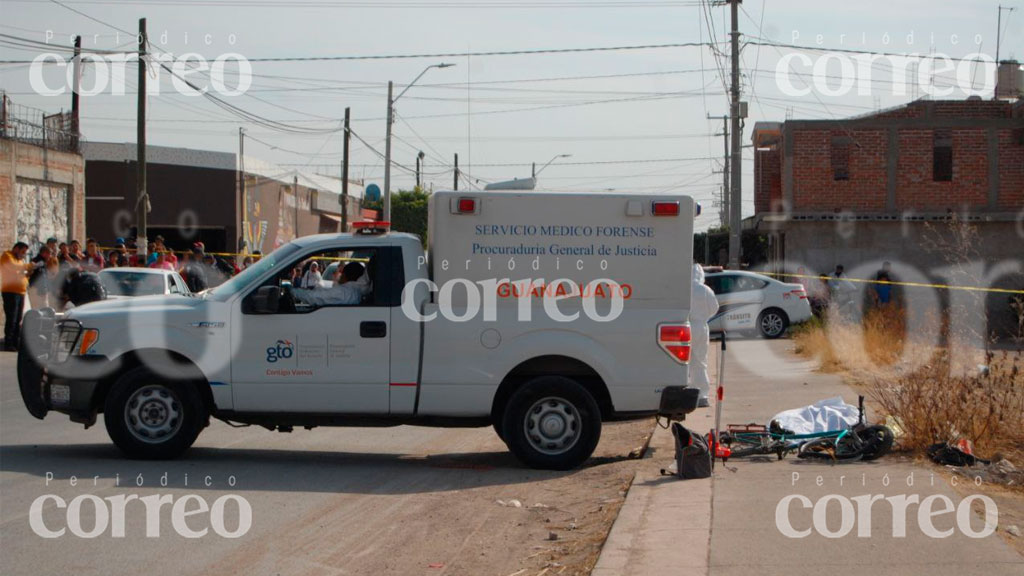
[{"x1": 17, "y1": 309, "x2": 111, "y2": 426}]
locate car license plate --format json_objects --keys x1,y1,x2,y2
[{"x1": 50, "y1": 384, "x2": 71, "y2": 406}]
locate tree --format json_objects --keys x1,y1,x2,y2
[{"x1": 390, "y1": 187, "x2": 430, "y2": 247}]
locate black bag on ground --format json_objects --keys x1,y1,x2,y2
[{"x1": 664, "y1": 422, "x2": 712, "y2": 479}]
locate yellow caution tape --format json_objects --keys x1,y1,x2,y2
[
  {"x1": 755, "y1": 271, "x2": 1024, "y2": 295},
  {"x1": 98, "y1": 247, "x2": 369, "y2": 263}
]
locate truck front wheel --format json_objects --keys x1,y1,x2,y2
[
  {"x1": 502, "y1": 376, "x2": 601, "y2": 470},
  {"x1": 103, "y1": 367, "x2": 207, "y2": 459}
]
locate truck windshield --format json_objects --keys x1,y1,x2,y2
[{"x1": 206, "y1": 243, "x2": 301, "y2": 301}]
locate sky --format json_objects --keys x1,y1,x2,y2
[{"x1": 1, "y1": 0, "x2": 1021, "y2": 232}]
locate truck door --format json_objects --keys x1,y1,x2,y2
[{"x1": 230, "y1": 245, "x2": 393, "y2": 413}]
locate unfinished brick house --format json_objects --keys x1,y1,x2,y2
[{"x1": 749, "y1": 97, "x2": 1024, "y2": 336}]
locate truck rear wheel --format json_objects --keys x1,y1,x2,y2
[
  {"x1": 103, "y1": 367, "x2": 207, "y2": 460},
  {"x1": 502, "y1": 376, "x2": 601, "y2": 470}
]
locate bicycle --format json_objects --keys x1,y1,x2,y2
[{"x1": 714, "y1": 396, "x2": 894, "y2": 463}]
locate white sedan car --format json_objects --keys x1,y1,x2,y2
[
  {"x1": 704, "y1": 270, "x2": 812, "y2": 338},
  {"x1": 98, "y1": 268, "x2": 191, "y2": 299}
]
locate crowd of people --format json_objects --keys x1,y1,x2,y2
[{"x1": 1, "y1": 235, "x2": 258, "y2": 351}]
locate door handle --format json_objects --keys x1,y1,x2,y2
[{"x1": 360, "y1": 321, "x2": 387, "y2": 338}]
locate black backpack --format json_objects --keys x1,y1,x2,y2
[{"x1": 661, "y1": 423, "x2": 712, "y2": 480}]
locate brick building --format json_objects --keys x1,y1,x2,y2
[
  {"x1": 0, "y1": 97, "x2": 86, "y2": 254},
  {"x1": 749, "y1": 97, "x2": 1024, "y2": 336},
  {"x1": 0, "y1": 95, "x2": 86, "y2": 333}
]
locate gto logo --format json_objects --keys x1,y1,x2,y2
[
  {"x1": 30, "y1": 493, "x2": 252, "y2": 539},
  {"x1": 266, "y1": 339, "x2": 294, "y2": 363}
]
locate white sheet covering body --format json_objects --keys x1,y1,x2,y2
[{"x1": 770, "y1": 396, "x2": 861, "y2": 434}]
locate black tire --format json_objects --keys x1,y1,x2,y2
[
  {"x1": 492, "y1": 420, "x2": 506, "y2": 444},
  {"x1": 758, "y1": 308, "x2": 789, "y2": 339},
  {"x1": 856, "y1": 425, "x2": 894, "y2": 461},
  {"x1": 501, "y1": 376, "x2": 601, "y2": 471},
  {"x1": 797, "y1": 435, "x2": 863, "y2": 461},
  {"x1": 103, "y1": 367, "x2": 207, "y2": 459}
]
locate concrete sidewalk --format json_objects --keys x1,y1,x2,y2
[{"x1": 593, "y1": 338, "x2": 1023, "y2": 576}]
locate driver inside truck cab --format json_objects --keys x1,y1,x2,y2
[{"x1": 292, "y1": 261, "x2": 368, "y2": 307}]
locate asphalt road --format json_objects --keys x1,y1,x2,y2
[{"x1": 0, "y1": 351, "x2": 648, "y2": 576}]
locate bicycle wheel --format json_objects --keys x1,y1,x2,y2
[
  {"x1": 797, "y1": 435, "x2": 863, "y2": 461},
  {"x1": 724, "y1": 433, "x2": 776, "y2": 458},
  {"x1": 856, "y1": 425, "x2": 894, "y2": 461}
]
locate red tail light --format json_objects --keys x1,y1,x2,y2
[
  {"x1": 660, "y1": 324, "x2": 691, "y2": 342},
  {"x1": 651, "y1": 201, "x2": 680, "y2": 216},
  {"x1": 658, "y1": 323, "x2": 691, "y2": 364}
]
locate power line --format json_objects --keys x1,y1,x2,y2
[
  {"x1": 746, "y1": 39, "x2": 1000, "y2": 65},
  {"x1": 13, "y1": 0, "x2": 707, "y2": 7},
  {"x1": 233, "y1": 42, "x2": 715, "y2": 62}
]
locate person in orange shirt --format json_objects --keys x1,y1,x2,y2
[{"x1": 2, "y1": 242, "x2": 37, "y2": 351}]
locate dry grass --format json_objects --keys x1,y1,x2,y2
[
  {"x1": 870, "y1": 350, "x2": 1023, "y2": 459},
  {"x1": 792, "y1": 308, "x2": 1024, "y2": 462},
  {"x1": 791, "y1": 306, "x2": 911, "y2": 373}
]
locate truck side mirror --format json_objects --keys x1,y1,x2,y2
[{"x1": 247, "y1": 285, "x2": 281, "y2": 314}]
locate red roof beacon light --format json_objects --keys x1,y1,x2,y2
[
  {"x1": 352, "y1": 221, "x2": 391, "y2": 235},
  {"x1": 651, "y1": 201, "x2": 680, "y2": 216},
  {"x1": 451, "y1": 196, "x2": 479, "y2": 214}
]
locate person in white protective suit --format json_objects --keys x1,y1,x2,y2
[{"x1": 689, "y1": 264, "x2": 719, "y2": 407}]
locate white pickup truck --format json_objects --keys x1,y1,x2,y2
[{"x1": 18, "y1": 191, "x2": 698, "y2": 470}]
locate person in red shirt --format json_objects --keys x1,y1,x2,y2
[
  {"x1": 81, "y1": 238, "x2": 105, "y2": 272},
  {"x1": 68, "y1": 239, "x2": 85, "y2": 262}
]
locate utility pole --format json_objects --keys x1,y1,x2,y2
[
  {"x1": 342, "y1": 107, "x2": 350, "y2": 232},
  {"x1": 708, "y1": 114, "x2": 729, "y2": 228},
  {"x1": 416, "y1": 151, "x2": 424, "y2": 189},
  {"x1": 383, "y1": 81, "x2": 394, "y2": 222},
  {"x1": 728, "y1": 0, "x2": 744, "y2": 269},
  {"x1": 71, "y1": 36, "x2": 81, "y2": 152},
  {"x1": 238, "y1": 127, "x2": 245, "y2": 253},
  {"x1": 136, "y1": 18, "x2": 148, "y2": 260},
  {"x1": 293, "y1": 174, "x2": 299, "y2": 239},
  {"x1": 454, "y1": 153, "x2": 459, "y2": 190}
]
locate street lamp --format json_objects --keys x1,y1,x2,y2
[
  {"x1": 384, "y1": 63, "x2": 455, "y2": 221},
  {"x1": 533, "y1": 154, "x2": 572, "y2": 178}
]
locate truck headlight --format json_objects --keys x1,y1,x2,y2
[
  {"x1": 53, "y1": 323, "x2": 98, "y2": 362},
  {"x1": 54, "y1": 323, "x2": 80, "y2": 362}
]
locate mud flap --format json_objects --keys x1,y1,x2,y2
[{"x1": 17, "y1": 308, "x2": 55, "y2": 420}]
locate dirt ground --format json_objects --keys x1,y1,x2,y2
[
  {"x1": 2, "y1": 340, "x2": 659, "y2": 576},
  {"x1": 199, "y1": 419, "x2": 657, "y2": 576}
]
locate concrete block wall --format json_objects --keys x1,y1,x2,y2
[
  {"x1": 0, "y1": 138, "x2": 85, "y2": 332},
  {"x1": 0, "y1": 138, "x2": 86, "y2": 249}
]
